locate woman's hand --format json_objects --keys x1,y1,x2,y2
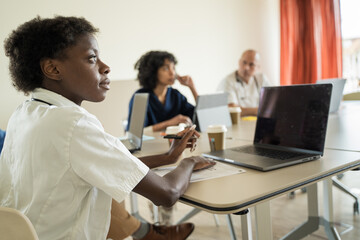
[
  {"x1": 168, "y1": 114, "x2": 192, "y2": 127},
  {"x1": 176, "y1": 74, "x2": 195, "y2": 89},
  {"x1": 176, "y1": 74, "x2": 198, "y2": 100},
  {"x1": 183, "y1": 156, "x2": 216, "y2": 171},
  {"x1": 167, "y1": 125, "x2": 200, "y2": 163}
]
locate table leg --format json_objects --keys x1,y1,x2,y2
[
  {"x1": 255, "y1": 201, "x2": 272, "y2": 240},
  {"x1": 239, "y1": 209, "x2": 253, "y2": 240},
  {"x1": 152, "y1": 204, "x2": 159, "y2": 223},
  {"x1": 280, "y1": 183, "x2": 320, "y2": 239},
  {"x1": 281, "y1": 180, "x2": 341, "y2": 240},
  {"x1": 225, "y1": 214, "x2": 237, "y2": 240},
  {"x1": 130, "y1": 192, "x2": 147, "y2": 222},
  {"x1": 176, "y1": 208, "x2": 201, "y2": 224},
  {"x1": 323, "y1": 179, "x2": 341, "y2": 240}
]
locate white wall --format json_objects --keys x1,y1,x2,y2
[{"x1": 0, "y1": 0, "x2": 280, "y2": 129}]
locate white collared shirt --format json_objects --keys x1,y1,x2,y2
[
  {"x1": 218, "y1": 72, "x2": 270, "y2": 107},
  {"x1": 0, "y1": 88, "x2": 149, "y2": 240}
]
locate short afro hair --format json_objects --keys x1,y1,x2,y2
[
  {"x1": 134, "y1": 51, "x2": 177, "y2": 90},
  {"x1": 4, "y1": 16, "x2": 99, "y2": 95}
]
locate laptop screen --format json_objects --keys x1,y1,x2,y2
[
  {"x1": 127, "y1": 93, "x2": 149, "y2": 150},
  {"x1": 192, "y1": 93, "x2": 232, "y2": 132},
  {"x1": 254, "y1": 84, "x2": 332, "y2": 153},
  {"x1": 316, "y1": 78, "x2": 346, "y2": 113}
]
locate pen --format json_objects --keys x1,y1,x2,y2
[
  {"x1": 163, "y1": 135, "x2": 198, "y2": 140},
  {"x1": 163, "y1": 134, "x2": 182, "y2": 139}
]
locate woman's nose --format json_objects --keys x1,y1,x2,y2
[
  {"x1": 100, "y1": 60, "x2": 111, "y2": 74},
  {"x1": 170, "y1": 69, "x2": 175, "y2": 76}
]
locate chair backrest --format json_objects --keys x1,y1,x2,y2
[
  {"x1": 0, "y1": 207, "x2": 39, "y2": 240},
  {"x1": 0, "y1": 129, "x2": 6, "y2": 154},
  {"x1": 343, "y1": 91, "x2": 360, "y2": 100}
]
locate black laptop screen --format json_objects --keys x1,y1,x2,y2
[{"x1": 254, "y1": 84, "x2": 332, "y2": 153}]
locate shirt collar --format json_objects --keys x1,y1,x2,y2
[
  {"x1": 235, "y1": 71, "x2": 255, "y2": 86},
  {"x1": 31, "y1": 88, "x2": 80, "y2": 108}
]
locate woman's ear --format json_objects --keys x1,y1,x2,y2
[{"x1": 40, "y1": 59, "x2": 61, "y2": 81}]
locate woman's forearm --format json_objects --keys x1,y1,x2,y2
[
  {"x1": 151, "y1": 121, "x2": 169, "y2": 132},
  {"x1": 189, "y1": 85, "x2": 198, "y2": 101},
  {"x1": 133, "y1": 158, "x2": 195, "y2": 207},
  {"x1": 139, "y1": 154, "x2": 173, "y2": 169}
]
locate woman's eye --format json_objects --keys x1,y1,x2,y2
[{"x1": 89, "y1": 55, "x2": 97, "y2": 62}]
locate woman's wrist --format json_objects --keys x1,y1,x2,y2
[
  {"x1": 181, "y1": 157, "x2": 196, "y2": 168},
  {"x1": 188, "y1": 84, "x2": 196, "y2": 91}
]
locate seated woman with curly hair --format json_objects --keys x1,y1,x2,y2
[{"x1": 128, "y1": 51, "x2": 198, "y2": 132}]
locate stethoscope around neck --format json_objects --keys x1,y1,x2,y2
[{"x1": 235, "y1": 71, "x2": 260, "y2": 92}]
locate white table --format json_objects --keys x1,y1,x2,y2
[
  {"x1": 138, "y1": 127, "x2": 360, "y2": 240},
  {"x1": 136, "y1": 101, "x2": 360, "y2": 239}
]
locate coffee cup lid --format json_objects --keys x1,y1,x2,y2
[
  {"x1": 207, "y1": 124, "x2": 227, "y2": 133},
  {"x1": 178, "y1": 123, "x2": 188, "y2": 129},
  {"x1": 165, "y1": 125, "x2": 185, "y2": 135},
  {"x1": 228, "y1": 107, "x2": 242, "y2": 113}
]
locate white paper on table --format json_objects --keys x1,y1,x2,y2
[{"x1": 152, "y1": 161, "x2": 245, "y2": 182}]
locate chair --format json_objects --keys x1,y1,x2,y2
[
  {"x1": 0, "y1": 129, "x2": 5, "y2": 154},
  {"x1": 0, "y1": 206, "x2": 39, "y2": 240},
  {"x1": 332, "y1": 174, "x2": 359, "y2": 214},
  {"x1": 343, "y1": 91, "x2": 360, "y2": 100}
]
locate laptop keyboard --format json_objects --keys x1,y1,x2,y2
[{"x1": 231, "y1": 146, "x2": 305, "y2": 160}]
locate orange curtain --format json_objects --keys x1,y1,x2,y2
[{"x1": 280, "y1": 0, "x2": 342, "y2": 85}]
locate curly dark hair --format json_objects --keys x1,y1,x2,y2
[
  {"x1": 134, "y1": 51, "x2": 177, "y2": 90},
  {"x1": 4, "y1": 16, "x2": 99, "y2": 95}
]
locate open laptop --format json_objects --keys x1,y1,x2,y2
[
  {"x1": 316, "y1": 78, "x2": 346, "y2": 113},
  {"x1": 121, "y1": 93, "x2": 149, "y2": 153},
  {"x1": 202, "y1": 84, "x2": 332, "y2": 171},
  {"x1": 192, "y1": 93, "x2": 232, "y2": 132}
]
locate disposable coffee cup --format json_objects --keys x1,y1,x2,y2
[
  {"x1": 178, "y1": 123, "x2": 188, "y2": 129},
  {"x1": 165, "y1": 125, "x2": 185, "y2": 145},
  {"x1": 207, "y1": 125, "x2": 227, "y2": 151},
  {"x1": 229, "y1": 107, "x2": 241, "y2": 124}
]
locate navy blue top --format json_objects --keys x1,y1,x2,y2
[
  {"x1": 127, "y1": 87, "x2": 194, "y2": 129},
  {"x1": 0, "y1": 129, "x2": 5, "y2": 155}
]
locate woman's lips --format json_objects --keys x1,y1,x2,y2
[{"x1": 100, "y1": 79, "x2": 110, "y2": 90}]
